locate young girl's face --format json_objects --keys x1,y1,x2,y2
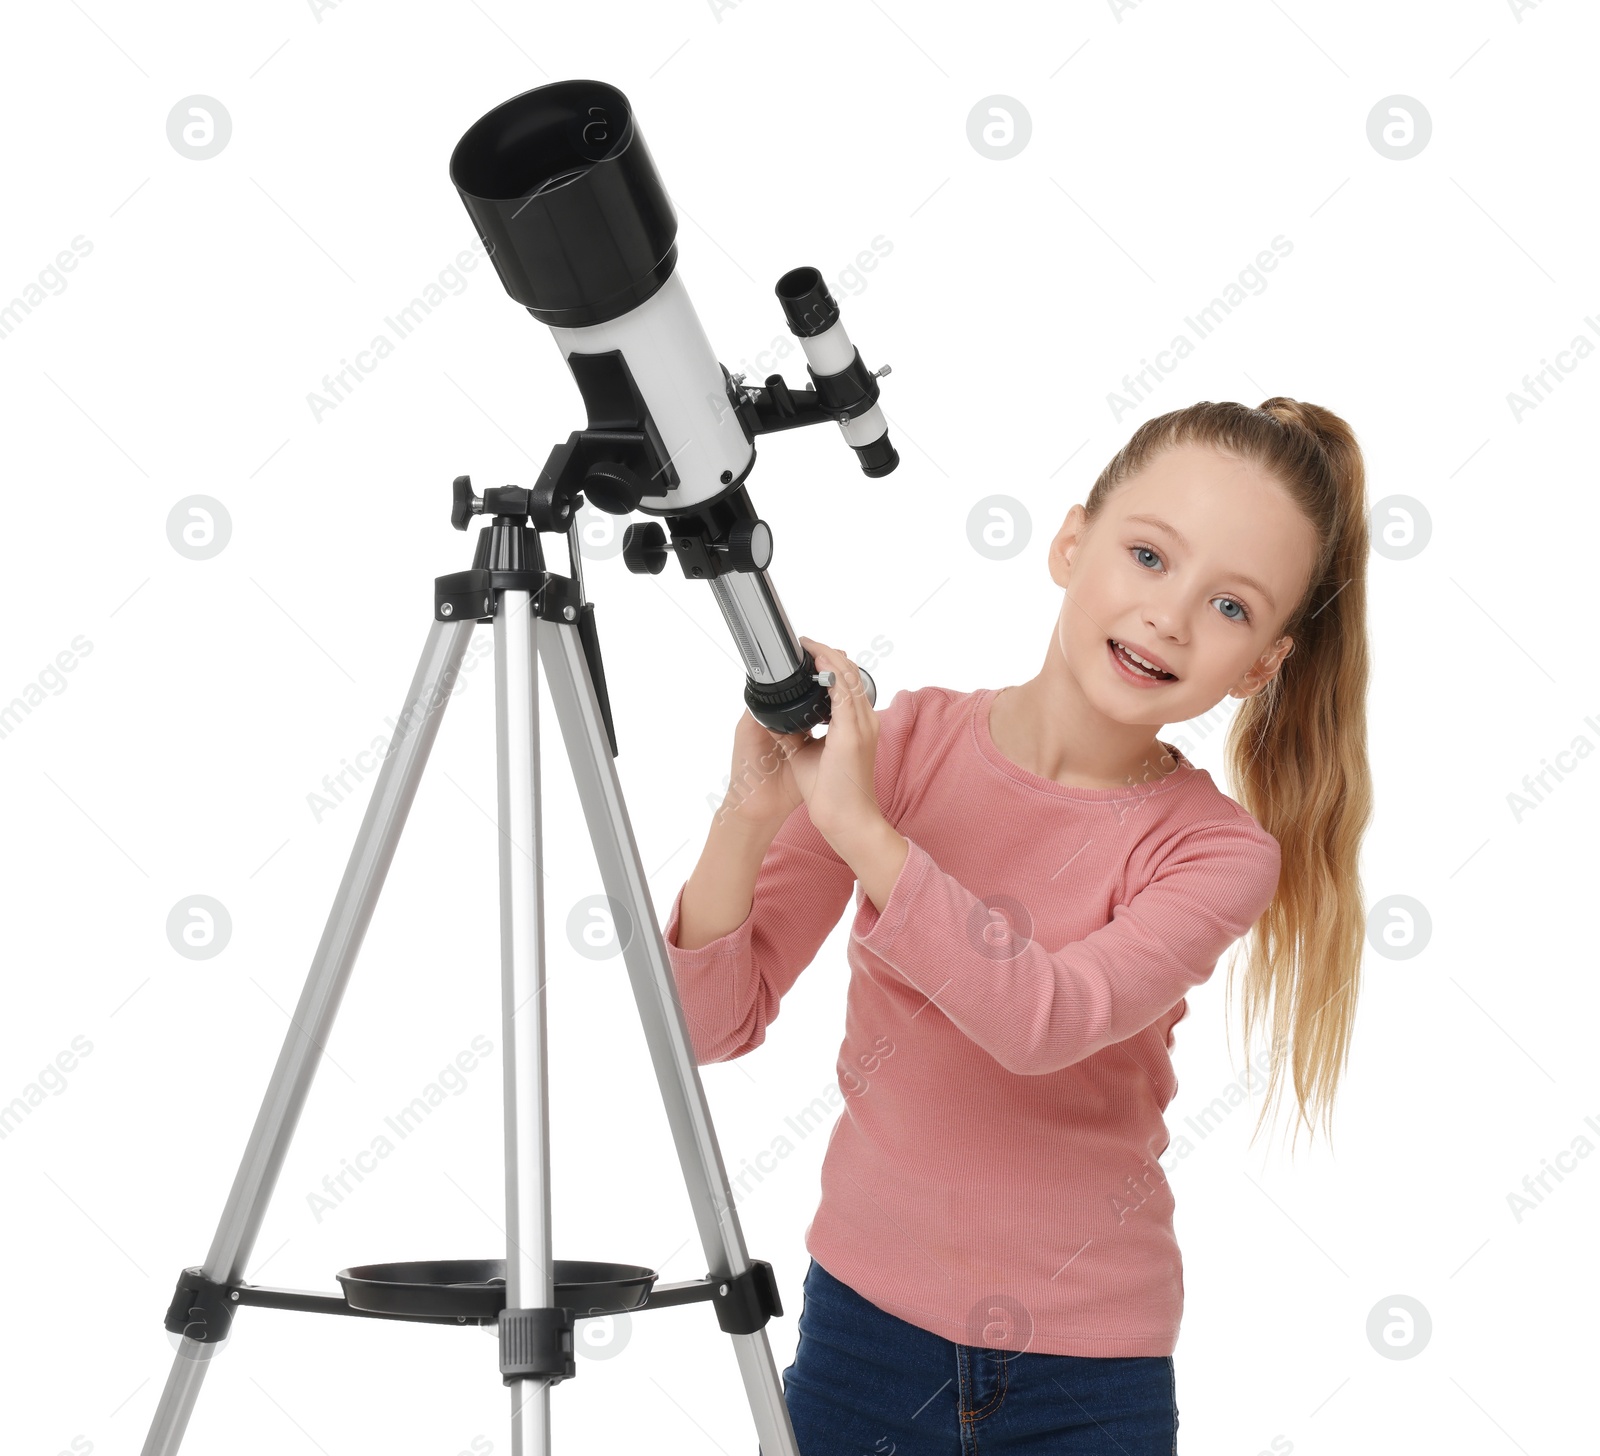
[{"x1": 1050, "y1": 442, "x2": 1321, "y2": 722}]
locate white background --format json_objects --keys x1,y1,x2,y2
[{"x1": 2, "y1": 2, "x2": 1595, "y2": 1453}]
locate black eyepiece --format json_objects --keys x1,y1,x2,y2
[{"x1": 775, "y1": 266, "x2": 840, "y2": 338}]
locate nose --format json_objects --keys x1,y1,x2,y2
[{"x1": 1143, "y1": 589, "x2": 1188, "y2": 645}]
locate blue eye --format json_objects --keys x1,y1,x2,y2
[{"x1": 1129, "y1": 544, "x2": 1252, "y2": 624}]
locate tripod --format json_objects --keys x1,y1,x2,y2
[{"x1": 141, "y1": 480, "x2": 804, "y2": 1456}]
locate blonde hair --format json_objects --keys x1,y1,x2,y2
[{"x1": 1084, "y1": 399, "x2": 1373, "y2": 1151}]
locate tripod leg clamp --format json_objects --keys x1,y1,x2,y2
[
  {"x1": 710, "y1": 1259, "x2": 783, "y2": 1335},
  {"x1": 498, "y1": 1306, "x2": 576, "y2": 1386},
  {"x1": 162, "y1": 1265, "x2": 235, "y2": 1344}
]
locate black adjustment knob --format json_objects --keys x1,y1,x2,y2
[
  {"x1": 451, "y1": 474, "x2": 482, "y2": 531},
  {"x1": 622, "y1": 521, "x2": 669, "y2": 575},
  {"x1": 722, "y1": 520, "x2": 773, "y2": 573},
  {"x1": 583, "y1": 461, "x2": 647, "y2": 515}
]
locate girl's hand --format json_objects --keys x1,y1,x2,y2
[
  {"x1": 715, "y1": 707, "x2": 810, "y2": 836},
  {"x1": 793, "y1": 636, "x2": 887, "y2": 850}
]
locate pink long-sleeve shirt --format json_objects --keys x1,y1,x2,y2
[{"x1": 662, "y1": 684, "x2": 1281, "y2": 1357}]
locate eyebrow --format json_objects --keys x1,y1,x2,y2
[{"x1": 1123, "y1": 514, "x2": 1278, "y2": 611}]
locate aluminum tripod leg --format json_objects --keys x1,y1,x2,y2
[
  {"x1": 139, "y1": 618, "x2": 476, "y2": 1456},
  {"x1": 536, "y1": 612, "x2": 803, "y2": 1456},
  {"x1": 493, "y1": 587, "x2": 555, "y2": 1456}
]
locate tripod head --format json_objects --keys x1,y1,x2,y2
[{"x1": 448, "y1": 79, "x2": 896, "y2": 736}]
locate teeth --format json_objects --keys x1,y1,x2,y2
[{"x1": 1115, "y1": 640, "x2": 1170, "y2": 677}]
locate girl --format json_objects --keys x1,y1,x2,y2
[{"x1": 664, "y1": 399, "x2": 1373, "y2": 1454}]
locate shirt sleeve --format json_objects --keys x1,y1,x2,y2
[
  {"x1": 662, "y1": 687, "x2": 922, "y2": 1065},
  {"x1": 850, "y1": 820, "x2": 1282, "y2": 1076}
]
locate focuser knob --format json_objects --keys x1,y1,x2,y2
[
  {"x1": 716, "y1": 520, "x2": 773, "y2": 573},
  {"x1": 622, "y1": 521, "x2": 669, "y2": 575}
]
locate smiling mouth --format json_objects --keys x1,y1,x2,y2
[{"x1": 1108, "y1": 639, "x2": 1178, "y2": 681}]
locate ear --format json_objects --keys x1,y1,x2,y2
[
  {"x1": 1230, "y1": 637, "x2": 1295, "y2": 699},
  {"x1": 1048, "y1": 504, "x2": 1089, "y2": 589}
]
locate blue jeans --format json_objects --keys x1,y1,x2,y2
[{"x1": 768, "y1": 1258, "x2": 1178, "y2": 1455}]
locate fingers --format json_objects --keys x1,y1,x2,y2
[
  {"x1": 795, "y1": 638, "x2": 878, "y2": 823},
  {"x1": 744, "y1": 705, "x2": 808, "y2": 750},
  {"x1": 799, "y1": 635, "x2": 845, "y2": 727},
  {"x1": 798, "y1": 635, "x2": 865, "y2": 703},
  {"x1": 798, "y1": 636, "x2": 874, "y2": 748}
]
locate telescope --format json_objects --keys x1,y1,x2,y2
[
  {"x1": 141, "y1": 80, "x2": 888, "y2": 1456},
  {"x1": 448, "y1": 78, "x2": 898, "y2": 734}
]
